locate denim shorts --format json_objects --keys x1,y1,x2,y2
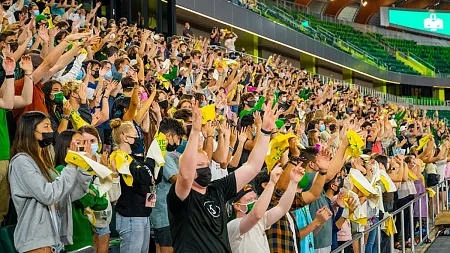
[
  {"x1": 153, "y1": 226, "x2": 172, "y2": 247},
  {"x1": 96, "y1": 226, "x2": 111, "y2": 236}
]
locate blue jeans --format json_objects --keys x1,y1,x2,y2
[
  {"x1": 116, "y1": 214, "x2": 150, "y2": 253},
  {"x1": 365, "y1": 217, "x2": 379, "y2": 253}
]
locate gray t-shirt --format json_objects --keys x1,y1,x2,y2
[{"x1": 304, "y1": 172, "x2": 332, "y2": 249}]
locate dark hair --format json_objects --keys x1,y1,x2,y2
[
  {"x1": 111, "y1": 96, "x2": 131, "y2": 119},
  {"x1": 119, "y1": 17, "x2": 128, "y2": 24},
  {"x1": 87, "y1": 59, "x2": 101, "y2": 69},
  {"x1": 54, "y1": 30, "x2": 69, "y2": 43},
  {"x1": 300, "y1": 147, "x2": 318, "y2": 168},
  {"x1": 173, "y1": 109, "x2": 192, "y2": 122},
  {"x1": 0, "y1": 30, "x2": 15, "y2": 42},
  {"x1": 180, "y1": 94, "x2": 193, "y2": 101},
  {"x1": 121, "y1": 76, "x2": 135, "y2": 92},
  {"x1": 254, "y1": 168, "x2": 270, "y2": 195},
  {"x1": 12, "y1": 112, "x2": 55, "y2": 182},
  {"x1": 106, "y1": 46, "x2": 119, "y2": 58},
  {"x1": 54, "y1": 130, "x2": 78, "y2": 166},
  {"x1": 55, "y1": 21, "x2": 69, "y2": 30},
  {"x1": 374, "y1": 155, "x2": 388, "y2": 170},
  {"x1": 42, "y1": 80, "x2": 63, "y2": 123},
  {"x1": 159, "y1": 118, "x2": 186, "y2": 137}
]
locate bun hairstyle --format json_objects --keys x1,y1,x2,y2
[{"x1": 110, "y1": 118, "x2": 135, "y2": 148}]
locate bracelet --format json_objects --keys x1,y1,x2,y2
[
  {"x1": 102, "y1": 96, "x2": 109, "y2": 99},
  {"x1": 229, "y1": 147, "x2": 234, "y2": 152},
  {"x1": 260, "y1": 128, "x2": 272, "y2": 136},
  {"x1": 207, "y1": 135, "x2": 214, "y2": 139},
  {"x1": 5, "y1": 74, "x2": 14, "y2": 79},
  {"x1": 319, "y1": 171, "x2": 327, "y2": 176},
  {"x1": 62, "y1": 115, "x2": 70, "y2": 120}
]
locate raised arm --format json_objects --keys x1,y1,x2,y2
[
  {"x1": 234, "y1": 103, "x2": 280, "y2": 192},
  {"x1": 266, "y1": 164, "x2": 305, "y2": 226},
  {"x1": 238, "y1": 165, "x2": 281, "y2": 235},
  {"x1": 175, "y1": 102, "x2": 202, "y2": 201},
  {"x1": 13, "y1": 55, "x2": 33, "y2": 109},
  {"x1": 0, "y1": 55, "x2": 16, "y2": 109}
]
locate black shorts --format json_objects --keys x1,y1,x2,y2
[{"x1": 153, "y1": 226, "x2": 172, "y2": 247}]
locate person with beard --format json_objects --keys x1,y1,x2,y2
[
  {"x1": 150, "y1": 118, "x2": 186, "y2": 253},
  {"x1": 324, "y1": 175, "x2": 359, "y2": 252},
  {"x1": 167, "y1": 101, "x2": 279, "y2": 253}
]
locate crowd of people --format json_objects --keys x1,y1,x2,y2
[{"x1": 0, "y1": 1, "x2": 449, "y2": 253}]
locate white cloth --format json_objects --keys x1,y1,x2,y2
[{"x1": 227, "y1": 212, "x2": 271, "y2": 253}]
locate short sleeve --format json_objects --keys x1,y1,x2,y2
[
  {"x1": 210, "y1": 173, "x2": 237, "y2": 202},
  {"x1": 167, "y1": 183, "x2": 187, "y2": 215},
  {"x1": 163, "y1": 155, "x2": 179, "y2": 181},
  {"x1": 227, "y1": 218, "x2": 242, "y2": 242}
]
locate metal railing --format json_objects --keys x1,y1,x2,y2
[{"x1": 332, "y1": 180, "x2": 449, "y2": 253}]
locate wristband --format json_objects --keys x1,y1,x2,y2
[
  {"x1": 62, "y1": 115, "x2": 71, "y2": 120},
  {"x1": 5, "y1": 74, "x2": 14, "y2": 79},
  {"x1": 319, "y1": 171, "x2": 327, "y2": 176},
  {"x1": 260, "y1": 128, "x2": 272, "y2": 136},
  {"x1": 207, "y1": 135, "x2": 214, "y2": 139}
]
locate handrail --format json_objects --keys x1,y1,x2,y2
[{"x1": 332, "y1": 179, "x2": 448, "y2": 253}]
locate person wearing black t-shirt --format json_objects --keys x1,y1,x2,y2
[{"x1": 167, "y1": 101, "x2": 280, "y2": 253}]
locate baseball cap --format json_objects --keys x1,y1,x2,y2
[
  {"x1": 35, "y1": 14, "x2": 48, "y2": 24},
  {"x1": 399, "y1": 125, "x2": 407, "y2": 132}
]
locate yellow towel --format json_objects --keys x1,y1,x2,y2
[
  {"x1": 264, "y1": 133, "x2": 296, "y2": 172},
  {"x1": 346, "y1": 130, "x2": 364, "y2": 158},
  {"x1": 201, "y1": 104, "x2": 216, "y2": 124},
  {"x1": 146, "y1": 132, "x2": 166, "y2": 179},
  {"x1": 109, "y1": 150, "x2": 134, "y2": 187}
]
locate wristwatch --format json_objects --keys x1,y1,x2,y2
[
  {"x1": 5, "y1": 74, "x2": 14, "y2": 79},
  {"x1": 319, "y1": 171, "x2": 327, "y2": 176}
]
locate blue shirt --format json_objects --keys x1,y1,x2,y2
[
  {"x1": 51, "y1": 3, "x2": 65, "y2": 16},
  {"x1": 150, "y1": 152, "x2": 180, "y2": 228},
  {"x1": 295, "y1": 205, "x2": 314, "y2": 253}
]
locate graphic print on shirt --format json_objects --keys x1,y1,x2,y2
[{"x1": 204, "y1": 200, "x2": 221, "y2": 218}]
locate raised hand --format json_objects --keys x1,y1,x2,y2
[
  {"x1": 254, "y1": 111, "x2": 262, "y2": 128},
  {"x1": 2, "y1": 55, "x2": 15, "y2": 75},
  {"x1": 78, "y1": 82, "x2": 87, "y2": 103},
  {"x1": 270, "y1": 164, "x2": 284, "y2": 184},
  {"x1": 290, "y1": 163, "x2": 305, "y2": 183},
  {"x1": 63, "y1": 102, "x2": 73, "y2": 116},
  {"x1": 38, "y1": 25, "x2": 49, "y2": 43},
  {"x1": 261, "y1": 102, "x2": 282, "y2": 132},
  {"x1": 19, "y1": 55, "x2": 33, "y2": 74},
  {"x1": 191, "y1": 101, "x2": 202, "y2": 133},
  {"x1": 65, "y1": 32, "x2": 90, "y2": 42},
  {"x1": 91, "y1": 111, "x2": 103, "y2": 126},
  {"x1": 238, "y1": 127, "x2": 248, "y2": 143}
]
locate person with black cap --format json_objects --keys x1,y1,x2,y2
[{"x1": 227, "y1": 163, "x2": 305, "y2": 253}]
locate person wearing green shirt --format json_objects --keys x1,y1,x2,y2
[{"x1": 54, "y1": 130, "x2": 108, "y2": 252}]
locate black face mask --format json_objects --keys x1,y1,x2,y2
[
  {"x1": 128, "y1": 137, "x2": 141, "y2": 154},
  {"x1": 195, "y1": 167, "x2": 211, "y2": 187},
  {"x1": 2, "y1": 4, "x2": 11, "y2": 9},
  {"x1": 37, "y1": 131, "x2": 55, "y2": 148},
  {"x1": 247, "y1": 100, "x2": 256, "y2": 108},
  {"x1": 8, "y1": 42, "x2": 18, "y2": 52},
  {"x1": 290, "y1": 122, "x2": 297, "y2": 130},
  {"x1": 92, "y1": 70, "x2": 100, "y2": 79},
  {"x1": 129, "y1": 53, "x2": 136, "y2": 60},
  {"x1": 159, "y1": 100, "x2": 169, "y2": 110},
  {"x1": 186, "y1": 125, "x2": 192, "y2": 137},
  {"x1": 167, "y1": 142, "x2": 179, "y2": 152}
]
